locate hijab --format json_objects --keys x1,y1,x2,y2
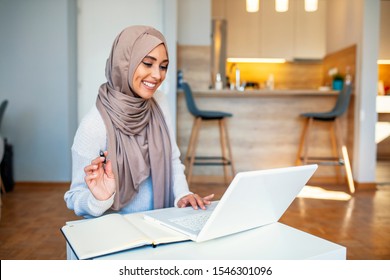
[{"x1": 96, "y1": 26, "x2": 173, "y2": 211}]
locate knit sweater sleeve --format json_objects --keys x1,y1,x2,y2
[{"x1": 64, "y1": 106, "x2": 114, "y2": 217}]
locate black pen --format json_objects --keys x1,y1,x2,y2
[{"x1": 99, "y1": 150, "x2": 106, "y2": 164}]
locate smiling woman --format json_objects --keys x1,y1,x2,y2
[{"x1": 64, "y1": 26, "x2": 213, "y2": 220}]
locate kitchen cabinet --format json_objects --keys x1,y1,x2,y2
[
  {"x1": 213, "y1": 0, "x2": 326, "y2": 60},
  {"x1": 260, "y1": 0, "x2": 294, "y2": 59},
  {"x1": 294, "y1": 0, "x2": 326, "y2": 59},
  {"x1": 223, "y1": 0, "x2": 261, "y2": 58}
]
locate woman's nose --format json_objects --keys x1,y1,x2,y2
[{"x1": 150, "y1": 65, "x2": 161, "y2": 80}]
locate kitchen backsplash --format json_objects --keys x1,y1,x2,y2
[
  {"x1": 225, "y1": 61, "x2": 323, "y2": 90},
  {"x1": 379, "y1": 64, "x2": 390, "y2": 95},
  {"x1": 322, "y1": 45, "x2": 356, "y2": 89},
  {"x1": 178, "y1": 44, "x2": 358, "y2": 91}
]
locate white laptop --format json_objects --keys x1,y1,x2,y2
[{"x1": 144, "y1": 164, "x2": 318, "y2": 242}]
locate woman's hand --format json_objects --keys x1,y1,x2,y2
[
  {"x1": 84, "y1": 151, "x2": 116, "y2": 201},
  {"x1": 177, "y1": 193, "x2": 215, "y2": 210}
]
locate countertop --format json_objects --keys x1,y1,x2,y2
[
  {"x1": 178, "y1": 89, "x2": 339, "y2": 97},
  {"x1": 377, "y1": 95, "x2": 390, "y2": 113}
]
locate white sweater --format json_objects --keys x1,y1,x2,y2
[{"x1": 64, "y1": 91, "x2": 191, "y2": 218}]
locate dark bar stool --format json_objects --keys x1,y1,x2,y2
[
  {"x1": 0, "y1": 100, "x2": 8, "y2": 195},
  {"x1": 296, "y1": 84, "x2": 355, "y2": 193},
  {"x1": 181, "y1": 82, "x2": 235, "y2": 184}
]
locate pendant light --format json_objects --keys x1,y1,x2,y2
[
  {"x1": 275, "y1": 0, "x2": 289, "y2": 12},
  {"x1": 305, "y1": 0, "x2": 318, "y2": 12},
  {"x1": 246, "y1": 0, "x2": 259, "y2": 13}
]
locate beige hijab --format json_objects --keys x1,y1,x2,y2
[{"x1": 96, "y1": 26, "x2": 173, "y2": 211}]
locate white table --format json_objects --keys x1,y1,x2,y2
[{"x1": 66, "y1": 222, "x2": 346, "y2": 260}]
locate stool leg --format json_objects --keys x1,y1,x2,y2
[
  {"x1": 184, "y1": 118, "x2": 199, "y2": 171},
  {"x1": 296, "y1": 118, "x2": 310, "y2": 165},
  {"x1": 186, "y1": 118, "x2": 202, "y2": 184},
  {"x1": 330, "y1": 121, "x2": 342, "y2": 184},
  {"x1": 335, "y1": 118, "x2": 355, "y2": 193},
  {"x1": 302, "y1": 118, "x2": 313, "y2": 165},
  {"x1": 219, "y1": 118, "x2": 235, "y2": 183},
  {"x1": 0, "y1": 175, "x2": 5, "y2": 196},
  {"x1": 223, "y1": 118, "x2": 235, "y2": 178},
  {"x1": 218, "y1": 119, "x2": 229, "y2": 184}
]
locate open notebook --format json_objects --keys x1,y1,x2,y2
[
  {"x1": 144, "y1": 164, "x2": 318, "y2": 242},
  {"x1": 61, "y1": 212, "x2": 190, "y2": 260}
]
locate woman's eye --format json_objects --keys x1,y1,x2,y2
[
  {"x1": 142, "y1": 61, "x2": 168, "y2": 71},
  {"x1": 142, "y1": 61, "x2": 152, "y2": 67}
]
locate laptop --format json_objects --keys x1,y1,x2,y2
[{"x1": 144, "y1": 164, "x2": 318, "y2": 242}]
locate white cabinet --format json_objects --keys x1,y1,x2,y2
[
  {"x1": 294, "y1": 0, "x2": 326, "y2": 59},
  {"x1": 224, "y1": 0, "x2": 261, "y2": 57},
  {"x1": 260, "y1": 0, "x2": 294, "y2": 59},
  {"x1": 213, "y1": 0, "x2": 326, "y2": 60}
]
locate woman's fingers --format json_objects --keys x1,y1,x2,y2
[
  {"x1": 82, "y1": 152, "x2": 116, "y2": 201},
  {"x1": 84, "y1": 172, "x2": 98, "y2": 187},
  {"x1": 189, "y1": 194, "x2": 201, "y2": 210},
  {"x1": 84, "y1": 164, "x2": 98, "y2": 174},
  {"x1": 91, "y1": 155, "x2": 106, "y2": 166},
  {"x1": 178, "y1": 193, "x2": 215, "y2": 210},
  {"x1": 202, "y1": 194, "x2": 215, "y2": 203},
  {"x1": 104, "y1": 160, "x2": 115, "y2": 179}
]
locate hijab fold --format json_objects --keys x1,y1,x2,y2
[{"x1": 96, "y1": 26, "x2": 174, "y2": 210}]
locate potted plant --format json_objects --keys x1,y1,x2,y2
[{"x1": 332, "y1": 73, "x2": 344, "y2": 90}]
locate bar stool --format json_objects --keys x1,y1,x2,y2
[
  {"x1": 0, "y1": 100, "x2": 8, "y2": 196},
  {"x1": 295, "y1": 84, "x2": 355, "y2": 193},
  {"x1": 0, "y1": 135, "x2": 5, "y2": 196},
  {"x1": 181, "y1": 82, "x2": 235, "y2": 184}
]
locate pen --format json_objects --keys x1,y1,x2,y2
[{"x1": 99, "y1": 150, "x2": 106, "y2": 164}]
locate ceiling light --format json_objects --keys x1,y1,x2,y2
[
  {"x1": 275, "y1": 0, "x2": 289, "y2": 12},
  {"x1": 305, "y1": 0, "x2": 318, "y2": 12},
  {"x1": 246, "y1": 0, "x2": 259, "y2": 13}
]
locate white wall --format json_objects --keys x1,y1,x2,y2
[
  {"x1": 0, "y1": 0, "x2": 178, "y2": 183},
  {"x1": 178, "y1": 0, "x2": 211, "y2": 45},
  {"x1": 77, "y1": 0, "x2": 178, "y2": 134},
  {"x1": 77, "y1": 0, "x2": 164, "y2": 121},
  {"x1": 326, "y1": 0, "x2": 379, "y2": 183},
  {"x1": 353, "y1": 0, "x2": 380, "y2": 183},
  {"x1": 162, "y1": 0, "x2": 179, "y2": 136},
  {"x1": 379, "y1": 1, "x2": 390, "y2": 59},
  {"x1": 326, "y1": 0, "x2": 362, "y2": 54},
  {"x1": 0, "y1": 0, "x2": 77, "y2": 182}
]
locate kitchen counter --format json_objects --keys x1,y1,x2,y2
[
  {"x1": 184, "y1": 89, "x2": 339, "y2": 97},
  {"x1": 176, "y1": 89, "x2": 354, "y2": 183},
  {"x1": 377, "y1": 96, "x2": 390, "y2": 159},
  {"x1": 377, "y1": 95, "x2": 390, "y2": 113}
]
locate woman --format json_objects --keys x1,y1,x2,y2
[{"x1": 65, "y1": 26, "x2": 213, "y2": 218}]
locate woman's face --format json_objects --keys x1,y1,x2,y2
[{"x1": 132, "y1": 44, "x2": 169, "y2": 99}]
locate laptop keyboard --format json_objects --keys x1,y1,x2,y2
[{"x1": 169, "y1": 211, "x2": 212, "y2": 231}]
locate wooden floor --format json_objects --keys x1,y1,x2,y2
[{"x1": 1, "y1": 161, "x2": 389, "y2": 260}]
